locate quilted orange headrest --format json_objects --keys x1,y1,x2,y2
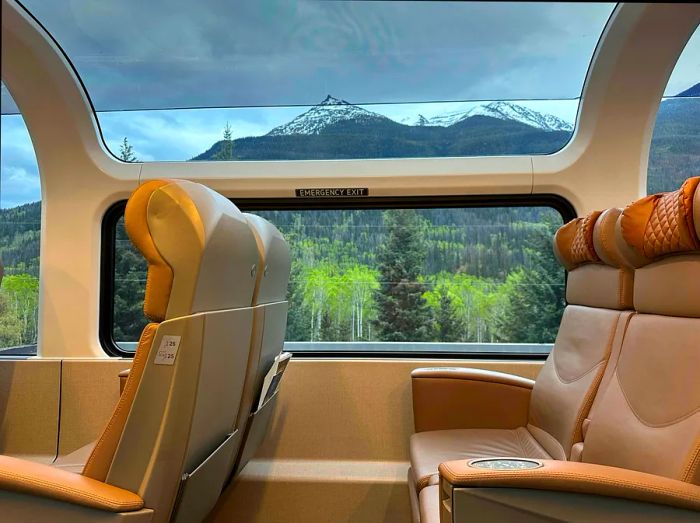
[
  {"x1": 620, "y1": 176, "x2": 700, "y2": 267},
  {"x1": 553, "y1": 211, "x2": 603, "y2": 271},
  {"x1": 124, "y1": 179, "x2": 175, "y2": 322}
]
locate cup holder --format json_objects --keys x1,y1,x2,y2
[{"x1": 468, "y1": 458, "x2": 542, "y2": 470}]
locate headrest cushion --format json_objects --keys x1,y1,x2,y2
[
  {"x1": 553, "y1": 211, "x2": 602, "y2": 271},
  {"x1": 124, "y1": 179, "x2": 174, "y2": 322},
  {"x1": 620, "y1": 177, "x2": 700, "y2": 267}
]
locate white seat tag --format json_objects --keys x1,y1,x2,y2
[{"x1": 154, "y1": 335, "x2": 181, "y2": 365}]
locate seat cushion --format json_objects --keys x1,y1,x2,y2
[
  {"x1": 418, "y1": 485, "x2": 441, "y2": 523},
  {"x1": 410, "y1": 427, "x2": 551, "y2": 491}
]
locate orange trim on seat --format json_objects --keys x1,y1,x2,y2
[
  {"x1": 554, "y1": 211, "x2": 602, "y2": 270},
  {"x1": 621, "y1": 177, "x2": 700, "y2": 262},
  {"x1": 82, "y1": 323, "x2": 159, "y2": 482},
  {"x1": 124, "y1": 179, "x2": 174, "y2": 322}
]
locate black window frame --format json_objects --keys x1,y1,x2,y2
[{"x1": 100, "y1": 193, "x2": 575, "y2": 358}]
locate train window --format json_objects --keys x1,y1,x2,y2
[
  {"x1": 22, "y1": 1, "x2": 614, "y2": 162},
  {"x1": 0, "y1": 83, "x2": 41, "y2": 356},
  {"x1": 648, "y1": 28, "x2": 699, "y2": 194},
  {"x1": 107, "y1": 201, "x2": 569, "y2": 356}
]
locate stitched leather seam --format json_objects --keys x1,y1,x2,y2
[
  {"x1": 0, "y1": 472, "x2": 142, "y2": 510},
  {"x1": 552, "y1": 355, "x2": 606, "y2": 386},
  {"x1": 681, "y1": 436, "x2": 700, "y2": 483},
  {"x1": 614, "y1": 369, "x2": 700, "y2": 428},
  {"x1": 83, "y1": 324, "x2": 156, "y2": 479},
  {"x1": 440, "y1": 465, "x2": 700, "y2": 503},
  {"x1": 568, "y1": 312, "x2": 626, "y2": 450}
]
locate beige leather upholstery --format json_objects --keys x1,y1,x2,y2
[
  {"x1": 0, "y1": 455, "x2": 143, "y2": 512},
  {"x1": 418, "y1": 485, "x2": 441, "y2": 523},
  {"x1": 439, "y1": 459, "x2": 700, "y2": 512},
  {"x1": 436, "y1": 179, "x2": 700, "y2": 522},
  {"x1": 581, "y1": 177, "x2": 700, "y2": 485},
  {"x1": 412, "y1": 368, "x2": 534, "y2": 433},
  {"x1": 411, "y1": 428, "x2": 551, "y2": 491},
  {"x1": 409, "y1": 210, "x2": 634, "y2": 505},
  {"x1": 0, "y1": 179, "x2": 261, "y2": 522}
]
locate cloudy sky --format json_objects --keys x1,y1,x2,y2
[{"x1": 1, "y1": 1, "x2": 697, "y2": 208}]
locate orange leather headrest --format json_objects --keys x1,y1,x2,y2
[
  {"x1": 553, "y1": 211, "x2": 603, "y2": 271},
  {"x1": 124, "y1": 179, "x2": 175, "y2": 322},
  {"x1": 620, "y1": 176, "x2": 700, "y2": 266}
]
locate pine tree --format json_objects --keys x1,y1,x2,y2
[
  {"x1": 435, "y1": 286, "x2": 461, "y2": 342},
  {"x1": 215, "y1": 122, "x2": 234, "y2": 160},
  {"x1": 118, "y1": 137, "x2": 138, "y2": 162},
  {"x1": 496, "y1": 217, "x2": 565, "y2": 343},
  {"x1": 373, "y1": 209, "x2": 432, "y2": 341}
]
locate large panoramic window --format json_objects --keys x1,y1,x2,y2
[
  {"x1": 110, "y1": 203, "x2": 566, "y2": 355},
  {"x1": 11, "y1": 1, "x2": 615, "y2": 162},
  {"x1": 0, "y1": 82, "x2": 41, "y2": 356},
  {"x1": 648, "y1": 28, "x2": 699, "y2": 194}
]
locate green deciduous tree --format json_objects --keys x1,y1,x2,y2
[
  {"x1": 0, "y1": 273, "x2": 39, "y2": 346},
  {"x1": 374, "y1": 209, "x2": 432, "y2": 342}
]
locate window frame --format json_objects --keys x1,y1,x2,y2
[{"x1": 100, "y1": 193, "x2": 575, "y2": 359}]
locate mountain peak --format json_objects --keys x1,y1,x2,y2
[
  {"x1": 320, "y1": 95, "x2": 349, "y2": 106},
  {"x1": 267, "y1": 96, "x2": 389, "y2": 136}
]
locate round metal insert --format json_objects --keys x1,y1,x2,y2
[{"x1": 468, "y1": 458, "x2": 542, "y2": 471}]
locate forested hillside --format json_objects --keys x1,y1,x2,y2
[{"x1": 1, "y1": 96, "x2": 696, "y2": 350}]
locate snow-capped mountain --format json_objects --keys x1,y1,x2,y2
[
  {"x1": 417, "y1": 101, "x2": 573, "y2": 132},
  {"x1": 267, "y1": 95, "x2": 391, "y2": 136}
]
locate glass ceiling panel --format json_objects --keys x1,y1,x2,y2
[{"x1": 3, "y1": 1, "x2": 615, "y2": 114}]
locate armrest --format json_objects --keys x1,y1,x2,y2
[
  {"x1": 0, "y1": 455, "x2": 144, "y2": 512},
  {"x1": 439, "y1": 458, "x2": 700, "y2": 512},
  {"x1": 412, "y1": 367, "x2": 534, "y2": 432},
  {"x1": 118, "y1": 368, "x2": 130, "y2": 395}
]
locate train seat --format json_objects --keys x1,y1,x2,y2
[
  {"x1": 231, "y1": 213, "x2": 291, "y2": 475},
  {"x1": 431, "y1": 177, "x2": 700, "y2": 521},
  {"x1": 0, "y1": 179, "x2": 261, "y2": 522},
  {"x1": 409, "y1": 207, "x2": 635, "y2": 522}
]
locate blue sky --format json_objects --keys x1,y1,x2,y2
[{"x1": 1, "y1": 2, "x2": 697, "y2": 208}]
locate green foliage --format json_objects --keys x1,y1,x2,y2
[
  {"x1": 214, "y1": 123, "x2": 235, "y2": 160},
  {"x1": 118, "y1": 137, "x2": 138, "y2": 162},
  {"x1": 495, "y1": 218, "x2": 565, "y2": 343},
  {"x1": 374, "y1": 209, "x2": 433, "y2": 342},
  {"x1": 0, "y1": 274, "x2": 39, "y2": 346}
]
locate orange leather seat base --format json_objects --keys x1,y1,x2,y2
[{"x1": 410, "y1": 427, "x2": 551, "y2": 491}]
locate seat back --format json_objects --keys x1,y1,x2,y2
[
  {"x1": 582, "y1": 176, "x2": 700, "y2": 484},
  {"x1": 526, "y1": 209, "x2": 634, "y2": 460},
  {"x1": 83, "y1": 179, "x2": 260, "y2": 522},
  {"x1": 233, "y1": 213, "x2": 291, "y2": 473}
]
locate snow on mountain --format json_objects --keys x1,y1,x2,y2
[
  {"x1": 267, "y1": 95, "x2": 391, "y2": 136},
  {"x1": 416, "y1": 101, "x2": 573, "y2": 131},
  {"x1": 400, "y1": 114, "x2": 431, "y2": 126},
  {"x1": 267, "y1": 96, "x2": 573, "y2": 136}
]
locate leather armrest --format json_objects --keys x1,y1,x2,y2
[
  {"x1": 0, "y1": 455, "x2": 144, "y2": 512},
  {"x1": 118, "y1": 368, "x2": 130, "y2": 395},
  {"x1": 439, "y1": 458, "x2": 700, "y2": 512},
  {"x1": 411, "y1": 368, "x2": 534, "y2": 432}
]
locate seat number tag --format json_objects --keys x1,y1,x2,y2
[{"x1": 154, "y1": 335, "x2": 181, "y2": 365}]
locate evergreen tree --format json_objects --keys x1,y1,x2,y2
[
  {"x1": 495, "y1": 217, "x2": 565, "y2": 343},
  {"x1": 434, "y1": 286, "x2": 461, "y2": 342},
  {"x1": 373, "y1": 209, "x2": 432, "y2": 341},
  {"x1": 118, "y1": 137, "x2": 138, "y2": 162},
  {"x1": 215, "y1": 122, "x2": 234, "y2": 160}
]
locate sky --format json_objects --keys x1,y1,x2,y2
[{"x1": 1, "y1": 2, "x2": 698, "y2": 208}]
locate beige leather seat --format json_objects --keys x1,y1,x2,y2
[
  {"x1": 433, "y1": 176, "x2": 700, "y2": 521},
  {"x1": 231, "y1": 213, "x2": 291, "y2": 474},
  {"x1": 409, "y1": 208, "x2": 635, "y2": 522},
  {"x1": 0, "y1": 179, "x2": 261, "y2": 522}
]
